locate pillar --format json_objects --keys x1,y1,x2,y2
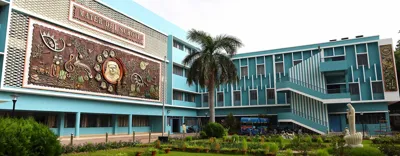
[
  {"x1": 75, "y1": 112, "x2": 80, "y2": 137},
  {"x1": 112, "y1": 114, "x2": 118, "y2": 135},
  {"x1": 385, "y1": 112, "x2": 391, "y2": 131},
  {"x1": 128, "y1": 114, "x2": 132, "y2": 135},
  {"x1": 58, "y1": 112, "x2": 65, "y2": 137},
  {"x1": 345, "y1": 74, "x2": 349, "y2": 93},
  {"x1": 181, "y1": 116, "x2": 185, "y2": 133}
]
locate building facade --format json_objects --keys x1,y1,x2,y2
[{"x1": 0, "y1": 0, "x2": 398, "y2": 136}]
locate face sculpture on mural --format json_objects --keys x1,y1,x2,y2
[{"x1": 104, "y1": 60, "x2": 121, "y2": 84}]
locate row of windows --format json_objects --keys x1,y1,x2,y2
[
  {"x1": 342, "y1": 113, "x2": 386, "y2": 124},
  {"x1": 202, "y1": 89, "x2": 276, "y2": 103},
  {"x1": 240, "y1": 63, "x2": 284, "y2": 77},
  {"x1": 173, "y1": 91, "x2": 196, "y2": 102},
  {"x1": 239, "y1": 53, "x2": 370, "y2": 77},
  {"x1": 173, "y1": 41, "x2": 197, "y2": 54},
  {"x1": 348, "y1": 82, "x2": 383, "y2": 95},
  {"x1": 0, "y1": 112, "x2": 59, "y2": 128},
  {"x1": 64, "y1": 114, "x2": 150, "y2": 128}
]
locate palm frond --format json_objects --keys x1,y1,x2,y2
[{"x1": 213, "y1": 34, "x2": 243, "y2": 57}]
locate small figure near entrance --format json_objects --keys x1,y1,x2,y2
[{"x1": 182, "y1": 123, "x2": 187, "y2": 133}]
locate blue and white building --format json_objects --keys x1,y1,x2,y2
[{"x1": 0, "y1": 0, "x2": 399, "y2": 136}]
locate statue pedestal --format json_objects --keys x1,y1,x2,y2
[{"x1": 344, "y1": 132, "x2": 363, "y2": 148}]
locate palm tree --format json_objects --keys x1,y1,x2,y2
[{"x1": 183, "y1": 29, "x2": 243, "y2": 122}]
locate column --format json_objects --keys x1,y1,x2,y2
[
  {"x1": 75, "y1": 112, "x2": 80, "y2": 137},
  {"x1": 385, "y1": 112, "x2": 391, "y2": 132},
  {"x1": 345, "y1": 74, "x2": 349, "y2": 93},
  {"x1": 128, "y1": 114, "x2": 132, "y2": 135},
  {"x1": 112, "y1": 114, "x2": 118, "y2": 135},
  {"x1": 58, "y1": 112, "x2": 65, "y2": 137},
  {"x1": 181, "y1": 116, "x2": 185, "y2": 133}
]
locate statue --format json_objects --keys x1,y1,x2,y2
[{"x1": 344, "y1": 104, "x2": 363, "y2": 148}]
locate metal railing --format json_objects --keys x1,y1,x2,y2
[{"x1": 277, "y1": 77, "x2": 349, "y2": 94}]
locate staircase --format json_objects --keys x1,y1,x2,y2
[
  {"x1": 276, "y1": 76, "x2": 351, "y2": 103},
  {"x1": 278, "y1": 111, "x2": 328, "y2": 135}
]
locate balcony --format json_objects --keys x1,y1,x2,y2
[
  {"x1": 320, "y1": 60, "x2": 348, "y2": 73},
  {"x1": 172, "y1": 74, "x2": 197, "y2": 92},
  {"x1": 276, "y1": 77, "x2": 351, "y2": 102}
]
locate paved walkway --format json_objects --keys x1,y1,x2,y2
[{"x1": 60, "y1": 133, "x2": 197, "y2": 145}]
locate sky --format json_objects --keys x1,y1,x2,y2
[{"x1": 134, "y1": 0, "x2": 400, "y2": 53}]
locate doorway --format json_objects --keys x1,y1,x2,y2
[
  {"x1": 329, "y1": 115, "x2": 342, "y2": 132},
  {"x1": 172, "y1": 119, "x2": 180, "y2": 133}
]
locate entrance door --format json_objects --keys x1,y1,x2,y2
[
  {"x1": 329, "y1": 115, "x2": 342, "y2": 132},
  {"x1": 172, "y1": 119, "x2": 180, "y2": 133}
]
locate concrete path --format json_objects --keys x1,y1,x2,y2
[{"x1": 60, "y1": 133, "x2": 198, "y2": 145}]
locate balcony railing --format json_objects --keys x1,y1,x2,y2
[{"x1": 277, "y1": 77, "x2": 348, "y2": 94}]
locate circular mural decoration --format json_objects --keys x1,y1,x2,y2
[{"x1": 102, "y1": 58, "x2": 124, "y2": 84}]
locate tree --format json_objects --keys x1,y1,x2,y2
[{"x1": 183, "y1": 29, "x2": 243, "y2": 122}]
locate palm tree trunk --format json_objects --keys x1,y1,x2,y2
[{"x1": 208, "y1": 82, "x2": 215, "y2": 123}]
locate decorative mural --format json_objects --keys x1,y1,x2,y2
[
  {"x1": 23, "y1": 19, "x2": 161, "y2": 101},
  {"x1": 379, "y1": 44, "x2": 397, "y2": 92}
]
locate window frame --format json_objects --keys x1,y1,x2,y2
[
  {"x1": 173, "y1": 91, "x2": 183, "y2": 101},
  {"x1": 267, "y1": 89, "x2": 275, "y2": 100},
  {"x1": 240, "y1": 66, "x2": 248, "y2": 77},
  {"x1": 256, "y1": 64, "x2": 265, "y2": 75},
  {"x1": 349, "y1": 83, "x2": 360, "y2": 95},
  {"x1": 293, "y1": 60, "x2": 302, "y2": 66},
  {"x1": 356, "y1": 53, "x2": 369, "y2": 67},
  {"x1": 275, "y1": 62, "x2": 284, "y2": 73},
  {"x1": 249, "y1": 89, "x2": 258, "y2": 101},
  {"x1": 203, "y1": 93, "x2": 209, "y2": 103},
  {"x1": 372, "y1": 81, "x2": 384, "y2": 94},
  {"x1": 233, "y1": 91, "x2": 241, "y2": 103},
  {"x1": 173, "y1": 65, "x2": 184, "y2": 76}
]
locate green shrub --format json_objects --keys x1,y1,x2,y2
[
  {"x1": 222, "y1": 136, "x2": 228, "y2": 142},
  {"x1": 269, "y1": 143, "x2": 279, "y2": 154},
  {"x1": 232, "y1": 134, "x2": 239, "y2": 142},
  {"x1": 263, "y1": 143, "x2": 270, "y2": 154},
  {"x1": 202, "y1": 122, "x2": 226, "y2": 138},
  {"x1": 347, "y1": 146, "x2": 383, "y2": 156},
  {"x1": 199, "y1": 131, "x2": 207, "y2": 139},
  {"x1": 185, "y1": 136, "x2": 193, "y2": 141},
  {"x1": 0, "y1": 117, "x2": 62, "y2": 156},
  {"x1": 241, "y1": 138, "x2": 248, "y2": 152},
  {"x1": 375, "y1": 140, "x2": 400, "y2": 155},
  {"x1": 316, "y1": 149, "x2": 329, "y2": 156},
  {"x1": 285, "y1": 149, "x2": 293, "y2": 156},
  {"x1": 316, "y1": 136, "x2": 324, "y2": 147}
]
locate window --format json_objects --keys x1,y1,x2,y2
[
  {"x1": 250, "y1": 90, "x2": 257, "y2": 100},
  {"x1": 173, "y1": 91, "x2": 183, "y2": 100},
  {"x1": 184, "y1": 118, "x2": 196, "y2": 126},
  {"x1": 257, "y1": 64, "x2": 265, "y2": 75},
  {"x1": 327, "y1": 84, "x2": 341, "y2": 94},
  {"x1": 349, "y1": 113, "x2": 385, "y2": 124},
  {"x1": 349, "y1": 83, "x2": 360, "y2": 95},
  {"x1": 293, "y1": 60, "x2": 302, "y2": 65},
  {"x1": 173, "y1": 65, "x2": 184, "y2": 76},
  {"x1": 275, "y1": 63, "x2": 284, "y2": 73},
  {"x1": 267, "y1": 89, "x2": 275, "y2": 99},
  {"x1": 184, "y1": 46, "x2": 192, "y2": 54},
  {"x1": 332, "y1": 56, "x2": 345, "y2": 61},
  {"x1": 185, "y1": 93, "x2": 195, "y2": 102},
  {"x1": 65, "y1": 113, "x2": 76, "y2": 128},
  {"x1": 118, "y1": 115, "x2": 129, "y2": 127},
  {"x1": 99, "y1": 114, "x2": 112, "y2": 127},
  {"x1": 217, "y1": 92, "x2": 224, "y2": 102},
  {"x1": 234, "y1": 91, "x2": 241, "y2": 102},
  {"x1": 203, "y1": 93, "x2": 208, "y2": 103},
  {"x1": 132, "y1": 116, "x2": 149, "y2": 127},
  {"x1": 372, "y1": 82, "x2": 384, "y2": 93},
  {"x1": 357, "y1": 53, "x2": 368, "y2": 66},
  {"x1": 173, "y1": 41, "x2": 183, "y2": 50},
  {"x1": 80, "y1": 114, "x2": 98, "y2": 127},
  {"x1": 241, "y1": 66, "x2": 248, "y2": 77}
]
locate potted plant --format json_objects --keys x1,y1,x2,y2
[
  {"x1": 148, "y1": 148, "x2": 158, "y2": 156},
  {"x1": 135, "y1": 151, "x2": 143, "y2": 156},
  {"x1": 163, "y1": 148, "x2": 171, "y2": 154},
  {"x1": 204, "y1": 147, "x2": 210, "y2": 153}
]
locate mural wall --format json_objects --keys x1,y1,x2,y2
[
  {"x1": 23, "y1": 19, "x2": 161, "y2": 101},
  {"x1": 379, "y1": 44, "x2": 397, "y2": 92}
]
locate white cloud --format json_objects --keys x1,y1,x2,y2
[{"x1": 134, "y1": 0, "x2": 400, "y2": 53}]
